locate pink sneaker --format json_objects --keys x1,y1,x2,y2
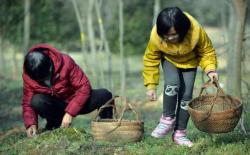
[
  {"x1": 172, "y1": 130, "x2": 193, "y2": 147},
  {"x1": 151, "y1": 115, "x2": 175, "y2": 138}
]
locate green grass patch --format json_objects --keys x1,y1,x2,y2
[{"x1": 1, "y1": 55, "x2": 250, "y2": 154}]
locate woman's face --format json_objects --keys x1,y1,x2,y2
[{"x1": 162, "y1": 27, "x2": 179, "y2": 43}]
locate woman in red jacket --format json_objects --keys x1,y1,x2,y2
[{"x1": 22, "y1": 44, "x2": 113, "y2": 137}]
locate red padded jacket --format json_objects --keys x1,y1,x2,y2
[{"x1": 22, "y1": 44, "x2": 91, "y2": 128}]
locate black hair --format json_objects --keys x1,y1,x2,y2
[
  {"x1": 156, "y1": 7, "x2": 191, "y2": 42},
  {"x1": 24, "y1": 50, "x2": 53, "y2": 80}
]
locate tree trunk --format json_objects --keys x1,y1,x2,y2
[
  {"x1": 71, "y1": 0, "x2": 86, "y2": 54},
  {"x1": 227, "y1": 0, "x2": 247, "y2": 98},
  {"x1": 95, "y1": 0, "x2": 104, "y2": 53},
  {"x1": 95, "y1": 0, "x2": 113, "y2": 91},
  {"x1": 87, "y1": 0, "x2": 100, "y2": 87},
  {"x1": 12, "y1": 45, "x2": 19, "y2": 79},
  {"x1": 152, "y1": 0, "x2": 160, "y2": 26},
  {"x1": 119, "y1": 0, "x2": 125, "y2": 96},
  {"x1": 0, "y1": 37, "x2": 7, "y2": 76},
  {"x1": 226, "y1": 3, "x2": 235, "y2": 92},
  {"x1": 94, "y1": 0, "x2": 105, "y2": 88},
  {"x1": 87, "y1": 0, "x2": 97, "y2": 57},
  {"x1": 23, "y1": 0, "x2": 30, "y2": 56},
  {"x1": 70, "y1": 0, "x2": 89, "y2": 73}
]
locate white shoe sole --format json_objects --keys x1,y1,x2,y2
[
  {"x1": 151, "y1": 132, "x2": 166, "y2": 138},
  {"x1": 174, "y1": 142, "x2": 193, "y2": 147}
]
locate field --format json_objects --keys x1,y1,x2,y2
[{"x1": 0, "y1": 52, "x2": 250, "y2": 154}]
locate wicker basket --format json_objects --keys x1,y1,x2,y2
[
  {"x1": 91, "y1": 96, "x2": 144, "y2": 143},
  {"x1": 188, "y1": 81, "x2": 243, "y2": 134}
]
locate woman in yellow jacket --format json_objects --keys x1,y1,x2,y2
[{"x1": 143, "y1": 7, "x2": 218, "y2": 147}]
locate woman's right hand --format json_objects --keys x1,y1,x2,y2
[
  {"x1": 146, "y1": 89, "x2": 157, "y2": 101},
  {"x1": 26, "y1": 125, "x2": 37, "y2": 138}
]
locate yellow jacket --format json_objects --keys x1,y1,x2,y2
[{"x1": 143, "y1": 13, "x2": 217, "y2": 90}]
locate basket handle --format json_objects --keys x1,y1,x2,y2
[
  {"x1": 198, "y1": 80, "x2": 225, "y2": 121},
  {"x1": 111, "y1": 98, "x2": 140, "y2": 132},
  {"x1": 198, "y1": 80, "x2": 240, "y2": 122},
  {"x1": 198, "y1": 79, "x2": 224, "y2": 98},
  {"x1": 103, "y1": 97, "x2": 141, "y2": 134},
  {"x1": 118, "y1": 99, "x2": 140, "y2": 122},
  {"x1": 93, "y1": 96, "x2": 118, "y2": 121}
]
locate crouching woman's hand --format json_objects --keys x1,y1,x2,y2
[
  {"x1": 61, "y1": 113, "x2": 73, "y2": 128},
  {"x1": 26, "y1": 125, "x2": 37, "y2": 138}
]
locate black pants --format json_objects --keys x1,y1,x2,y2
[
  {"x1": 30, "y1": 89, "x2": 113, "y2": 129},
  {"x1": 162, "y1": 59, "x2": 197, "y2": 130}
]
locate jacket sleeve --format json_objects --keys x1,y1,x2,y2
[
  {"x1": 22, "y1": 79, "x2": 38, "y2": 129},
  {"x1": 143, "y1": 40, "x2": 161, "y2": 90},
  {"x1": 196, "y1": 27, "x2": 217, "y2": 73},
  {"x1": 65, "y1": 59, "x2": 91, "y2": 117}
]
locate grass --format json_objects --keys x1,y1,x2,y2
[
  {"x1": 0, "y1": 69, "x2": 250, "y2": 155},
  {"x1": 0, "y1": 44, "x2": 250, "y2": 154}
]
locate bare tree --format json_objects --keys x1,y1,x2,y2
[
  {"x1": 119, "y1": 0, "x2": 125, "y2": 96},
  {"x1": 12, "y1": 45, "x2": 19, "y2": 79},
  {"x1": 87, "y1": 0, "x2": 102, "y2": 87},
  {"x1": 71, "y1": 0, "x2": 86, "y2": 54},
  {"x1": 23, "y1": 0, "x2": 30, "y2": 56},
  {"x1": 227, "y1": 0, "x2": 247, "y2": 98},
  {"x1": 0, "y1": 37, "x2": 7, "y2": 76},
  {"x1": 71, "y1": 0, "x2": 90, "y2": 74},
  {"x1": 226, "y1": 0, "x2": 248, "y2": 135},
  {"x1": 72, "y1": 0, "x2": 104, "y2": 87},
  {"x1": 9, "y1": 0, "x2": 30, "y2": 79},
  {"x1": 152, "y1": 0, "x2": 161, "y2": 26},
  {"x1": 87, "y1": 0, "x2": 97, "y2": 57},
  {"x1": 95, "y1": 0, "x2": 113, "y2": 91}
]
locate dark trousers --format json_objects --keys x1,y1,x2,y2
[
  {"x1": 162, "y1": 59, "x2": 197, "y2": 130},
  {"x1": 30, "y1": 89, "x2": 113, "y2": 129}
]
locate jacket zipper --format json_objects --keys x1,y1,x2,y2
[{"x1": 50, "y1": 73, "x2": 59, "y2": 96}]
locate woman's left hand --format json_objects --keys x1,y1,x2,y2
[
  {"x1": 207, "y1": 71, "x2": 218, "y2": 83},
  {"x1": 61, "y1": 113, "x2": 73, "y2": 128}
]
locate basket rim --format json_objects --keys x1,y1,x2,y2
[
  {"x1": 188, "y1": 101, "x2": 243, "y2": 114},
  {"x1": 189, "y1": 94, "x2": 242, "y2": 111},
  {"x1": 92, "y1": 119, "x2": 144, "y2": 123}
]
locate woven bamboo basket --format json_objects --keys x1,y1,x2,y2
[
  {"x1": 91, "y1": 96, "x2": 144, "y2": 143},
  {"x1": 188, "y1": 81, "x2": 243, "y2": 134}
]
